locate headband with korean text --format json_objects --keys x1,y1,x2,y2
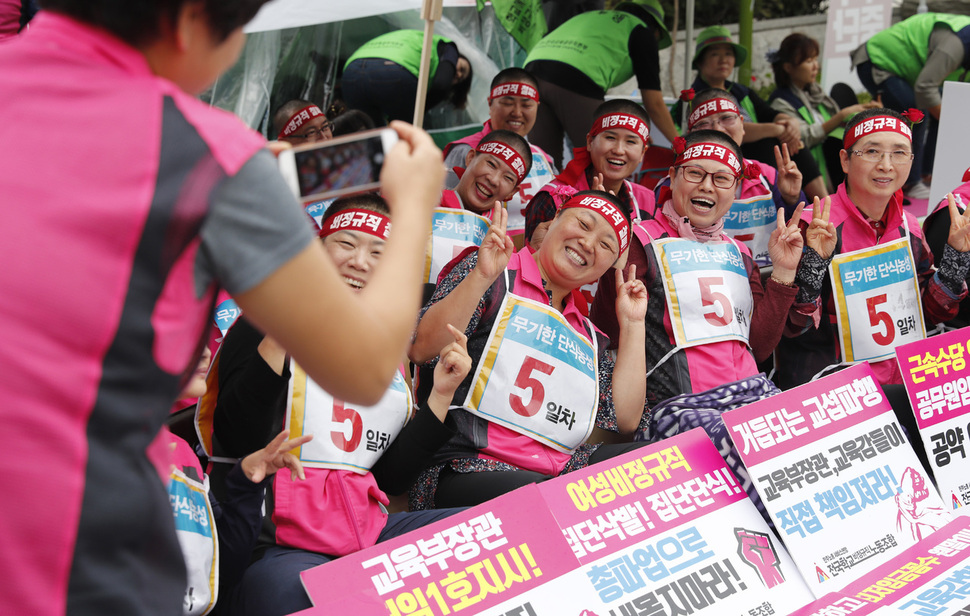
[
  {"x1": 589, "y1": 113, "x2": 650, "y2": 144},
  {"x1": 278, "y1": 105, "x2": 325, "y2": 140},
  {"x1": 843, "y1": 115, "x2": 913, "y2": 149},
  {"x1": 561, "y1": 194, "x2": 629, "y2": 254},
  {"x1": 687, "y1": 98, "x2": 742, "y2": 131},
  {"x1": 488, "y1": 82, "x2": 540, "y2": 103},
  {"x1": 476, "y1": 141, "x2": 528, "y2": 183},
  {"x1": 319, "y1": 208, "x2": 391, "y2": 240},
  {"x1": 674, "y1": 141, "x2": 743, "y2": 176}
]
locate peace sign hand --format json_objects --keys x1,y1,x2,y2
[
  {"x1": 473, "y1": 201, "x2": 515, "y2": 283},
  {"x1": 806, "y1": 195, "x2": 837, "y2": 259},
  {"x1": 773, "y1": 143, "x2": 803, "y2": 206},
  {"x1": 768, "y1": 202, "x2": 805, "y2": 281},
  {"x1": 614, "y1": 264, "x2": 647, "y2": 325},
  {"x1": 946, "y1": 193, "x2": 970, "y2": 252}
]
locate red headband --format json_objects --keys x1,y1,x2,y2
[
  {"x1": 319, "y1": 208, "x2": 391, "y2": 240},
  {"x1": 590, "y1": 113, "x2": 650, "y2": 144},
  {"x1": 843, "y1": 115, "x2": 913, "y2": 149},
  {"x1": 476, "y1": 141, "x2": 528, "y2": 183},
  {"x1": 561, "y1": 194, "x2": 629, "y2": 254},
  {"x1": 687, "y1": 98, "x2": 742, "y2": 131},
  {"x1": 675, "y1": 141, "x2": 743, "y2": 176},
  {"x1": 278, "y1": 105, "x2": 325, "y2": 140},
  {"x1": 488, "y1": 82, "x2": 540, "y2": 103}
]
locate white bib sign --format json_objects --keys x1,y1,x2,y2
[
  {"x1": 723, "y1": 179, "x2": 776, "y2": 267},
  {"x1": 464, "y1": 292, "x2": 598, "y2": 453},
  {"x1": 169, "y1": 469, "x2": 218, "y2": 616},
  {"x1": 831, "y1": 237, "x2": 925, "y2": 364},
  {"x1": 653, "y1": 236, "x2": 754, "y2": 348},
  {"x1": 424, "y1": 208, "x2": 491, "y2": 284},
  {"x1": 286, "y1": 364, "x2": 413, "y2": 473}
]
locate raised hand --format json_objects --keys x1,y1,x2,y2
[
  {"x1": 432, "y1": 324, "x2": 473, "y2": 399},
  {"x1": 590, "y1": 172, "x2": 616, "y2": 196},
  {"x1": 473, "y1": 201, "x2": 515, "y2": 282},
  {"x1": 773, "y1": 143, "x2": 803, "y2": 206},
  {"x1": 614, "y1": 264, "x2": 647, "y2": 325},
  {"x1": 767, "y1": 203, "x2": 805, "y2": 281},
  {"x1": 946, "y1": 192, "x2": 970, "y2": 252},
  {"x1": 805, "y1": 195, "x2": 837, "y2": 259},
  {"x1": 240, "y1": 430, "x2": 314, "y2": 483}
]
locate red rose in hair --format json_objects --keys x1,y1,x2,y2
[
  {"x1": 744, "y1": 161, "x2": 761, "y2": 181},
  {"x1": 672, "y1": 136, "x2": 687, "y2": 156},
  {"x1": 679, "y1": 88, "x2": 695, "y2": 102},
  {"x1": 901, "y1": 108, "x2": 924, "y2": 124}
]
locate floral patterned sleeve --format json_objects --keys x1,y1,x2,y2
[{"x1": 595, "y1": 346, "x2": 650, "y2": 433}]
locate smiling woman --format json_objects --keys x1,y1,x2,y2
[
  {"x1": 408, "y1": 192, "x2": 654, "y2": 510},
  {"x1": 778, "y1": 107, "x2": 970, "y2": 389},
  {"x1": 589, "y1": 129, "x2": 819, "y2": 514},
  {"x1": 524, "y1": 98, "x2": 657, "y2": 251}
]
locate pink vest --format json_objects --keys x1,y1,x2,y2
[
  {"x1": 814, "y1": 184, "x2": 925, "y2": 384},
  {"x1": 633, "y1": 214, "x2": 760, "y2": 395},
  {"x1": 272, "y1": 466, "x2": 389, "y2": 557},
  {"x1": 476, "y1": 250, "x2": 599, "y2": 476}
]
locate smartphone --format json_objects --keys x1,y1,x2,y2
[{"x1": 278, "y1": 128, "x2": 398, "y2": 203}]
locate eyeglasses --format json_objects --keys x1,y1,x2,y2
[
  {"x1": 692, "y1": 113, "x2": 741, "y2": 131},
  {"x1": 677, "y1": 165, "x2": 738, "y2": 189},
  {"x1": 292, "y1": 124, "x2": 333, "y2": 140},
  {"x1": 849, "y1": 148, "x2": 914, "y2": 165}
]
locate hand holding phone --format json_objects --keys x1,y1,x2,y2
[
  {"x1": 278, "y1": 128, "x2": 399, "y2": 203},
  {"x1": 378, "y1": 121, "x2": 446, "y2": 223}
]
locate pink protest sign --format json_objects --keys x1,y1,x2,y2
[
  {"x1": 723, "y1": 363, "x2": 950, "y2": 596},
  {"x1": 300, "y1": 484, "x2": 579, "y2": 616},
  {"x1": 897, "y1": 326, "x2": 970, "y2": 516},
  {"x1": 536, "y1": 428, "x2": 749, "y2": 563},
  {"x1": 528, "y1": 429, "x2": 814, "y2": 616},
  {"x1": 897, "y1": 326, "x2": 970, "y2": 432},
  {"x1": 836, "y1": 516, "x2": 970, "y2": 613}
]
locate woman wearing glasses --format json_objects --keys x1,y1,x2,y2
[
  {"x1": 777, "y1": 108, "x2": 970, "y2": 390},
  {"x1": 589, "y1": 131, "x2": 817, "y2": 491},
  {"x1": 659, "y1": 88, "x2": 804, "y2": 269}
]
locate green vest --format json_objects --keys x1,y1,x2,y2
[
  {"x1": 866, "y1": 13, "x2": 970, "y2": 85},
  {"x1": 794, "y1": 105, "x2": 842, "y2": 184},
  {"x1": 525, "y1": 11, "x2": 644, "y2": 93},
  {"x1": 345, "y1": 30, "x2": 450, "y2": 78}
]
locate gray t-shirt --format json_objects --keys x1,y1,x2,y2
[{"x1": 196, "y1": 148, "x2": 316, "y2": 297}]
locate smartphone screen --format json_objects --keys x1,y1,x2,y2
[{"x1": 292, "y1": 132, "x2": 386, "y2": 201}]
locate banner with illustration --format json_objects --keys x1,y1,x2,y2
[
  {"x1": 722, "y1": 363, "x2": 951, "y2": 597},
  {"x1": 296, "y1": 429, "x2": 814, "y2": 615}
]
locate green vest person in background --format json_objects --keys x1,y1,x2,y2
[
  {"x1": 670, "y1": 26, "x2": 829, "y2": 200},
  {"x1": 851, "y1": 13, "x2": 970, "y2": 199},
  {"x1": 341, "y1": 30, "x2": 472, "y2": 126},
  {"x1": 524, "y1": 0, "x2": 676, "y2": 168},
  {"x1": 770, "y1": 33, "x2": 879, "y2": 195}
]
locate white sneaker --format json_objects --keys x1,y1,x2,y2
[{"x1": 905, "y1": 180, "x2": 931, "y2": 200}]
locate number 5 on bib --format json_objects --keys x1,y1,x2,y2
[{"x1": 463, "y1": 294, "x2": 598, "y2": 453}]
